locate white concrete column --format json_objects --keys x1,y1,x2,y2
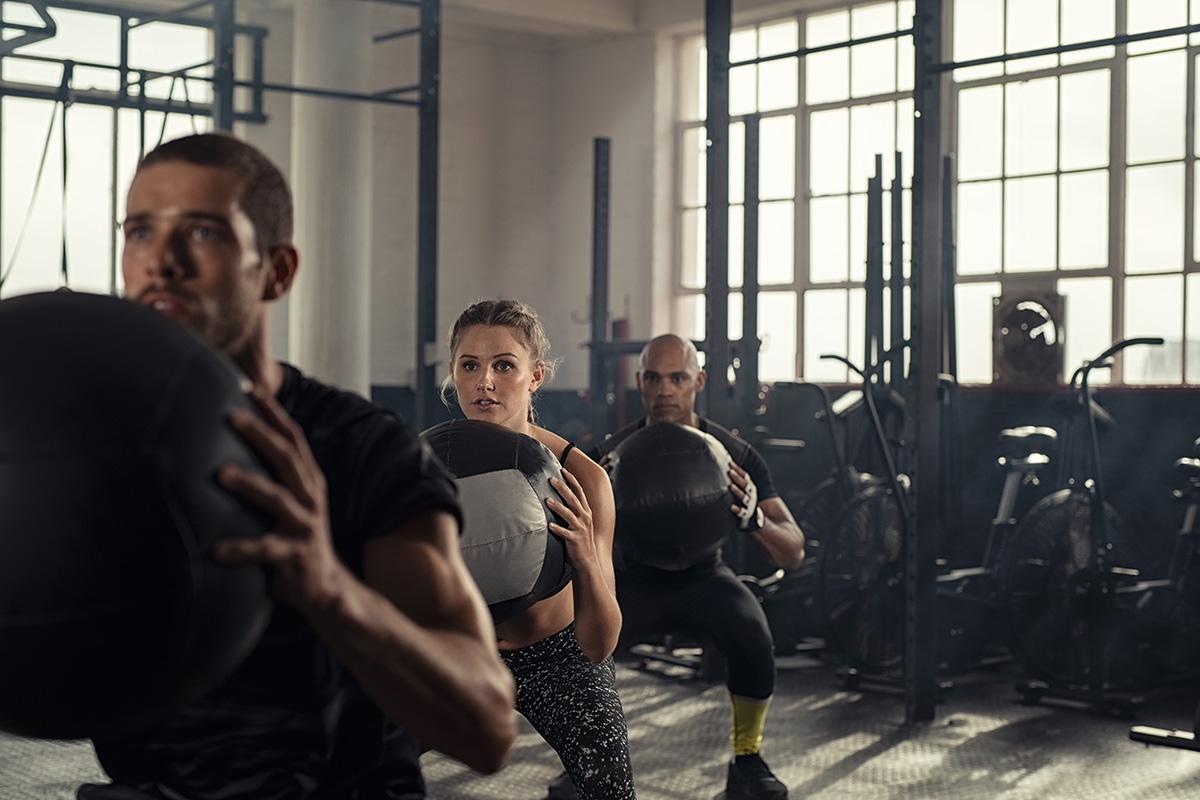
[
  {"x1": 288, "y1": 0, "x2": 373, "y2": 396},
  {"x1": 235, "y1": 7, "x2": 295, "y2": 363}
]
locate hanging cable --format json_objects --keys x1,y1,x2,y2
[
  {"x1": 180, "y1": 70, "x2": 199, "y2": 134},
  {"x1": 60, "y1": 61, "x2": 74, "y2": 288},
  {"x1": 0, "y1": 95, "x2": 62, "y2": 293},
  {"x1": 156, "y1": 75, "x2": 179, "y2": 148}
]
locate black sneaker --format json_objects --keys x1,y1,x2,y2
[
  {"x1": 547, "y1": 770, "x2": 579, "y2": 800},
  {"x1": 726, "y1": 753, "x2": 788, "y2": 799}
]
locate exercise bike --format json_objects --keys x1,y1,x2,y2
[
  {"x1": 810, "y1": 348, "x2": 1060, "y2": 684},
  {"x1": 995, "y1": 337, "x2": 1175, "y2": 714},
  {"x1": 1129, "y1": 437, "x2": 1200, "y2": 749}
]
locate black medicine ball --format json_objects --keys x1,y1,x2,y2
[
  {"x1": 609, "y1": 422, "x2": 738, "y2": 571},
  {"x1": 0, "y1": 291, "x2": 272, "y2": 739},
  {"x1": 422, "y1": 419, "x2": 572, "y2": 625}
]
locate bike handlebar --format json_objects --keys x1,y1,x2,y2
[
  {"x1": 819, "y1": 353, "x2": 866, "y2": 380},
  {"x1": 1069, "y1": 338, "x2": 1163, "y2": 387}
]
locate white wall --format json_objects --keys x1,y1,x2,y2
[
  {"x1": 236, "y1": 5, "x2": 294, "y2": 360},
  {"x1": 238, "y1": 7, "x2": 676, "y2": 391},
  {"x1": 545, "y1": 33, "x2": 671, "y2": 388},
  {"x1": 368, "y1": 23, "x2": 674, "y2": 391},
  {"x1": 369, "y1": 23, "x2": 559, "y2": 387}
]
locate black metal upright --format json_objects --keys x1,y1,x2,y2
[
  {"x1": 940, "y1": 155, "x2": 957, "y2": 378},
  {"x1": 741, "y1": 114, "x2": 760, "y2": 427},
  {"x1": 889, "y1": 152, "x2": 905, "y2": 387},
  {"x1": 414, "y1": 0, "x2": 441, "y2": 429},
  {"x1": 704, "y1": 0, "x2": 734, "y2": 427},
  {"x1": 212, "y1": 0, "x2": 236, "y2": 131},
  {"x1": 866, "y1": 156, "x2": 884, "y2": 377},
  {"x1": 907, "y1": 0, "x2": 945, "y2": 723},
  {"x1": 589, "y1": 137, "x2": 612, "y2": 436}
]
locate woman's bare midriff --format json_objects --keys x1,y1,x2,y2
[{"x1": 496, "y1": 581, "x2": 576, "y2": 650}]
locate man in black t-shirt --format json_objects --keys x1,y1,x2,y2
[
  {"x1": 78, "y1": 134, "x2": 516, "y2": 800},
  {"x1": 593, "y1": 335, "x2": 806, "y2": 800}
]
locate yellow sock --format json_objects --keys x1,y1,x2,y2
[{"x1": 730, "y1": 694, "x2": 771, "y2": 756}]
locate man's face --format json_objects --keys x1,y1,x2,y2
[
  {"x1": 638, "y1": 342, "x2": 706, "y2": 425},
  {"x1": 121, "y1": 161, "x2": 267, "y2": 354}
]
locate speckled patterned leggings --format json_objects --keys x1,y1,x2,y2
[{"x1": 500, "y1": 625, "x2": 636, "y2": 800}]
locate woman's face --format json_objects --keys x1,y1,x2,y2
[{"x1": 452, "y1": 324, "x2": 545, "y2": 430}]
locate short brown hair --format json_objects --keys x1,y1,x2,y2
[{"x1": 138, "y1": 133, "x2": 293, "y2": 253}]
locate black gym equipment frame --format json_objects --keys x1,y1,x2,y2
[
  {"x1": 0, "y1": 0, "x2": 443, "y2": 429},
  {"x1": 581, "y1": 0, "x2": 1200, "y2": 732}
]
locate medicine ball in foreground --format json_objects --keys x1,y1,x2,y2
[
  {"x1": 422, "y1": 419, "x2": 572, "y2": 625},
  {"x1": 609, "y1": 422, "x2": 737, "y2": 571},
  {"x1": 0, "y1": 291, "x2": 272, "y2": 739}
]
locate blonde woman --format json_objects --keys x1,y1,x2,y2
[{"x1": 442, "y1": 300, "x2": 634, "y2": 800}]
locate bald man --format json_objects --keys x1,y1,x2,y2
[{"x1": 594, "y1": 335, "x2": 805, "y2": 800}]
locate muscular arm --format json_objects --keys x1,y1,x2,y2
[
  {"x1": 300, "y1": 512, "x2": 517, "y2": 775},
  {"x1": 750, "y1": 497, "x2": 807, "y2": 571},
  {"x1": 216, "y1": 390, "x2": 515, "y2": 774},
  {"x1": 533, "y1": 428, "x2": 622, "y2": 663},
  {"x1": 564, "y1": 458, "x2": 622, "y2": 662}
]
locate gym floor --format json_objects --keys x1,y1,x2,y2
[{"x1": 4, "y1": 658, "x2": 1197, "y2": 800}]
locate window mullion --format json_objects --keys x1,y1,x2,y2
[
  {"x1": 1111, "y1": 0, "x2": 1129, "y2": 382},
  {"x1": 796, "y1": 9, "x2": 809, "y2": 381}
]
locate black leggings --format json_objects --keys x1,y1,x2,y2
[
  {"x1": 500, "y1": 625, "x2": 636, "y2": 800},
  {"x1": 617, "y1": 563, "x2": 775, "y2": 699}
]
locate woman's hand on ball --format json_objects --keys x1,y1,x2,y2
[
  {"x1": 211, "y1": 386, "x2": 349, "y2": 611},
  {"x1": 545, "y1": 469, "x2": 599, "y2": 569}
]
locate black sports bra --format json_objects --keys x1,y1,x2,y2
[{"x1": 559, "y1": 441, "x2": 576, "y2": 466}]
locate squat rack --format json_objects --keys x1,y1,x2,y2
[
  {"x1": 0, "y1": 0, "x2": 444, "y2": 426},
  {"x1": 681, "y1": 0, "x2": 1200, "y2": 725}
]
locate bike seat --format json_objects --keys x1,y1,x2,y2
[
  {"x1": 1175, "y1": 457, "x2": 1200, "y2": 481},
  {"x1": 999, "y1": 426, "x2": 1058, "y2": 458},
  {"x1": 1000, "y1": 452, "x2": 1051, "y2": 473}
]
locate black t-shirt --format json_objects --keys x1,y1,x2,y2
[
  {"x1": 591, "y1": 416, "x2": 777, "y2": 577},
  {"x1": 90, "y1": 364, "x2": 461, "y2": 800}
]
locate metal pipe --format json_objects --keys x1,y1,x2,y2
[
  {"x1": 908, "y1": 0, "x2": 945, "y2": 725},
  {"x1": 211, "y1": 0, "x2": 235, "y2": 131},
  {"x1": 124, "y1": 59, "x2": 214, "y2": 87},
  {"x1": 941, "y1": 155, "x2": 956, "y2": 378},
  {"x1": 2, "y1": 21, "x2": 47, "y2": 33},
  {"x1": 238, "y1": 78, "x2": 419, "y2": 106},
  {"x1": 730, "y1": 27, "x2": 915, "y2": 68},
  {"x1": 0, "y1": 79, "x2": 265, "y2": 121},
  {"x1": 251, "y1": 30, "x2": 264, "y2": 119},
  {"x1": 935, "y1": 23, "x2": 1200, "y2": 73},
  {"x1": 866, "y1": 157, "x2": 884, "y2": 376},
  {"x1": 704, "y1": 0, "x2": 734, "y2": 427},
  {"x1": 373, "y1": 26, "x2": 421, "y2": 43},
  {"x1": 2, "y1": 53, "x2": 413, "y2": 109},
  {"x1": 742, "y1": 114, "x2": 760, "y2": 428},
  {"x1": 45, "y1": 0, "x2": 262, "y2": 34},
  {"x1": 889, "y1": 152, "x2": 905, "y2": 386},
  {"x1": 5, "y1": 51, "x2": 126, "y2": 73},
  {"x1": 589, "y1": 137, "x2": 612, "y2": 437},
  {"x1": 375, "y1": 83, "x2": 420, "y2": 96},
  {"x1": 413, "y1": 0, "x2": 441, "y2": 428},
  {"x1": 128, "y1": 0, "x2": 214, "y2": 30}
]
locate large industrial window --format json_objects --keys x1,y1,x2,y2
[
  {"x1": 0, "y1": 5, "x2": 212, "y2": 300},
  {"x1": 952, "y1": 0, "x2": 1200, "y2": 385},
  {"x1": 677, "y1": 0, "x2": 1200, "y2": 385},
  {"x1": 675, "y1": 1, "x2": 914, "y2": 383}
]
